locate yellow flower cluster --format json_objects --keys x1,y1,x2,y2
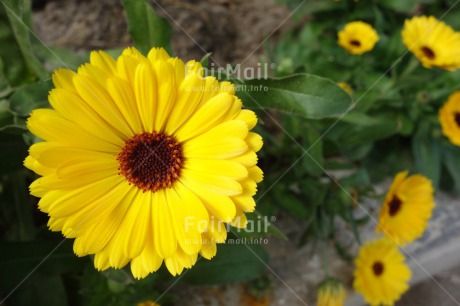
[
  {"x1": 338, "y1": 16, "x2": 460, "y2": 72},
  {"x1": 354, "y1": 171, "x2": 435, "y2": 305}
]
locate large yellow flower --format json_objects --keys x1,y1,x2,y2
[
  {"x1": 316, "y1": 278, "x2": 346, "y2": 306},
  {"x1": 337, "y1": 21, "x2": 379, "y2": 55},
  {"x1": 353, "y1": 239, "x2": 411, "y2": 306},
  {"x1": 376, "y1": 171, "x2": 435, "y2": 246},
  {"x1": 402, "y1": 15, "x2": 460, "y2": 71},
  {"x1": 439, "y1": 91, "x2": 460, "y2": 146},
  {"x1": 24, "y1": 47, "x2": 263, "y2": 279}
]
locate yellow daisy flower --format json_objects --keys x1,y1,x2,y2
[
  {"x1": 24, "y1": 47, "x2": 263, "y2": 279},
  {"x1": 353, "y1": 239, "x2": 411, "y2": 306},
  {"x1": 316, "y1": 278, "x2": 346, "y2": 306},
  {"x1": 337, "y1": 21, "x2": 380, "y2": 55},
  {"x1": 439, "y1": 91, "x2": 460, "y2": 146},
  {"x1": 401, "y1": 15, "x2": 460, "y2": 71},
  {"x1": 376, "y1": 171, "x2": 435, "y2": 246}
]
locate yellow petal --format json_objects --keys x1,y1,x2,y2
[
  {"x1": 90, "y1": 50, "x2": 117, "y2": 74},
  {"x1": 200, "y1": 232, "x2": 217, "y2": 259},
  {"x1": 147, "y1": 47, "x2": 170, "y2": 62},
  {"x1": 245, "y1": 132, "x2": 263, "y2": 152},
  {"x1": 52, "y1": 68, "x2": 77, "y2": 92},
  {"x1": 27, "y1": 109, "x2": 119, "y2": 152},
  {"x1": 106, "y1": 77, "x2": 143, "y2": 134},
  {"x1": 164, "y1": 72, "x2": 205, "y2": 134},
  {"x1": 180, "y1": 173, "x2": 236, "y2": 222},
  {"x1": 182, "y1": 168, "x2": 242, "y2": 196},
  {"x1": 73, "y1": 74, "x2": 133, "y2": 137},
  {"x1": 152, "y1": 60, "x2": 176, "y2": 131},
  {"x1": 185, "y1": 159, "x2": 248, "y2": 180},
  {"x1": 134, "y1": 63, "x2": 157, "y2": 132},
  {"x1": 175, "y1": 93, "x2": 234, "y2": 141},
  {"x1": 168, "y1": 183, "x2": 208, "y2": 255},
  {"x1": 49, "y1": 88, "x2": 126, "y2": 144},
  {"x1": 153, "y1": 190, "x2": 177, "y2": 258},
  {"x1": 235, "y1": 109, "x2": 258, "y2": 130}
]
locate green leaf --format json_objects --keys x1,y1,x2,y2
[
  {"x1": 277, "y1": 191, "x2": 311, "y2": 220},
  {"x1": 236, "y1": 74, "x2": 353, "y2": 119},
  {"x1": 182, "y1": 244, "x2": 268, "y2": 285},
  {"x1": 0, "y1": 240, "x2": 88, "y2": 293},
  {"x1": 0, "y1": 57, "x2": 13, "y2": 98},
  {"x1": 380, "y1": 0, "x2": 435, "y2": 12},
  {"x1": 412, "y1": 125, "x2": 441, "y2": 188},
  {"x1": 0, "y1": 0, "x2": 47, "y2": 86},
  {"x1": 33, "y1": 45, "x2": 89, "y2": 71},
  {"x1": 200, "y1": 53, "x2": 212, "y2": 68},
  {"x1": 9, "y1": 80, "x2": 52, "y2": 116},
  {"x1": 303, "y1": 127, "x2": 325, "y2": 176},
  {"x1": 122, "y1": 0, "x2": 173, "y2": 55},
  {"x1": 1, "y1": 170, "x2": 36, "y2": 240},
  {"x1": 331, "y1": 112, "x2": 402, "y2": 148},
  {"x1": 442, "y1": 147, "x2": 460, "y2": 193},
  {"x1": 0, "y1": 132, "x2": 28, "y2": 172},
  {"x1": 2, "y1": 274, "x2": 69, "y2": 306}
]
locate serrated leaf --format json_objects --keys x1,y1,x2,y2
[
  {"x1": 122, "y1": 0, "x2": 173, "y2": 55},
  {"x1": 236, "y1": 74, "x2": 353, "y2": 119}
]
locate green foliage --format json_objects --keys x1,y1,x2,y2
[
  {"x1": 1, "y1": 0, "x2": 460, "y2": 304},
  {"x1": 236, "y1": 74, "x2": 353, "y2": 119},
  {"x1": 0, "y1": 0, "x2": 47, "y2": 86},
  {"x1": 182, "y1": 244, "x2": 269, "y2": 284},
  {"x1": 122, "y1": 0, "x2": 173, "y2": 55}
]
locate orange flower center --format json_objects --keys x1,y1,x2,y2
[
  {"x1": 388, "y1": 195, "x2": 402, "y2": 217},
  {"x1": 117, "y1": 132, "x2": 184, "y2": 192},
  {"x1": 421, "y1": 46, "x2": 435, "y2": 60},
  {"x1": 372, "y1": 261, "x2": 384, "y2": 276}
]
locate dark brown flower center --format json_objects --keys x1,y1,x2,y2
[
  {"x1": 455, "y1": 113, "x2": 460, "y2": 127},
  {"x1": 117, "y1": 132, "x2": 184, "y2": 192},
  {"x1": 421, "y1": 46, "x2": 435, "y2": 60},
  {"x1": 388, "y1": 195, "x2": 402, "y2": 217},
  {"x1": 372, "y1": 261, "x2": 384, "y2": 276},
  {"x1": 350, "y1": 40, "x2": 361, "y2": 47}
]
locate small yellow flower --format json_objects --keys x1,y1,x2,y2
[
  {"x1": 338, "y1": 21, "x2": 379, "y2": 55},
  {"x1": 439, "y1": 91, "x2": 460, "y2": 146},
  {"x1": 402, "y1": 15, "x2": 460, "y2": 71},
  {"x1": 353, "y1": 239, "x2": 411, "y2": 306},
  {"x1": 337, "y1": 82, "x2": 353, "y2": 95},
  {"x1": 376, "y1": 171, "x2": 435, "y2": 245},
  {"x1": 137, "y1": 301, "x2": 160, "y2": 306},
  {"x1": 316, "y1": 278, "x2": 346, "y2": 306}
]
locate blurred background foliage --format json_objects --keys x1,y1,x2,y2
[{"x1": 1, "y1": 0, "x2": 460, "y2": 305}]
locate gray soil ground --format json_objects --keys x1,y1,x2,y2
[{"x1": 31, "y1": 1, "x2": 460, "y2": 305}]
